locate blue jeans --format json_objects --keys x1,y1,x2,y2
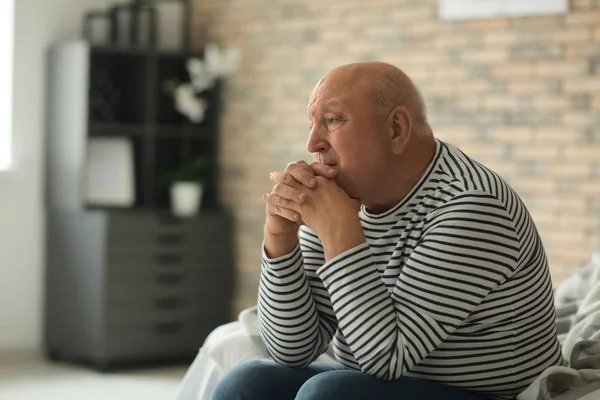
[{"x1": 211, "y1": 360, "x2": 494, "y2": 400}]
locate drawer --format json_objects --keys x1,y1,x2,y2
[
  {"x1": 107, "y1": 295, "x2": 231, "y2": 325},
  {"x1": 107, "y1": 235, "x2": 230, "y2": 259},
  {"x1": 107, "y1": 264, "x2": 230, "y2": 287},
  {"x1": 107, "y1": 270, "x2": 233, "y2": 301},
  {"x1": 107, "y1": 248, "x2": 229, "y2": 272},
  {"x1": 108, "y1": 211, "x2": 231, "y2": 235},
  {"x1": 106, "y1": 225, "x2": 231, "y2": 267},
  {"x1": 107, "y1": 249, "x2": 232, "y2": 285},
  {"x1": 106, "y1": 318, "x2": 225, "y2": 360}
]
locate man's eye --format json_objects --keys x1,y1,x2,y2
[{"x1": 326, "y1": 118, "x2": 337, "y2": 124}]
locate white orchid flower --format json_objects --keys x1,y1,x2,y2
[
  {"x1": 175, "y1": 83, "x2": 208, "y2": 123},
  {"x1": 186, "y1": 58, "x2": 216, "y2": 92},
  {"x1": 170, "y1": 43, "x2": 240, "y2": 123},
  {"x1": 205, "y1": 43, "x2": 241, "y2": 78}
]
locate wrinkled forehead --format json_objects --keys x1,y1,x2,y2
[
  {"x1": 307, "y1": 80, "x2": 350, "y2": 116},
  {"x1": 308, "y1": 70, "x2": 375, "y2": 115},
  {"x1": 307, "y1": 98, "x2": 344, "y2": 117}
]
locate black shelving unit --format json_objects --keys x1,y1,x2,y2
[
  {"x1": 44, "y1": 40, "x2": 234, "y2": 371},
  {"x1": 87, "y1": 45, "x2": 221, "y2": 210}
]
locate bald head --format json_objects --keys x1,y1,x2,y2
[{"x1": 314, "y1": 62, "x2": 429, "y2": 131}]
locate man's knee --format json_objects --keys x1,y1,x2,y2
[
  {"x1": 211, "y1": 360, "x2": 283, "y2": 400},
  {"x1": 295, "y1": 371, "x2": 354, "y2": 400}
]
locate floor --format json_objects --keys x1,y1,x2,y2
[{"x1": 0, "y1": 351, "x2": 189, "y2": 400}]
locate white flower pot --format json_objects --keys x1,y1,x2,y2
[{"x1": 170, "y1": 182, "x2": 203, "y2": 218}]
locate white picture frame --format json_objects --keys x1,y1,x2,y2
[{"x1": 84, "y1": 137, "x2": 135, "y2": 207}]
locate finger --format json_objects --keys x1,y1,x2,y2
[
  {"x1": 272, "y1": 183, "x2": 307, "y2": 203},
  {"x1": 310, "y1": 162, "x2": 338, "y2": 178},
  {"x1": 276, "y1": 205, "x2": 302, "y2": 222},
  {"x1": 264, "y1": 193, "x2": 300, "y2": 212},
  {"x1": 292, "y1": 160, "x2": 310, "y2": 167},
  {"x1": 285, "y1": 162, "x2": 318, "y2": 188},
  {"x1": 269, "y1": 171, "x2": 308, "y2": 192},
  {"x1": 264, "y1": 194, "x2": 302, "y2": 222}
]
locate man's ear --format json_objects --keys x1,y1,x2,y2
[{"x1": 390, "y1": 106, "x2": 412, "y2": 154}]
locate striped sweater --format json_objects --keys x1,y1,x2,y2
[{"x1": 258, "y1": 139, "x2": 565, "y2": 399}]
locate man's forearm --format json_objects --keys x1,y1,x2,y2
[
  {"x1": 263, "y1": 229, "x2": 299, "y2": 258},
  {"x1": 259, "y1": 237, "x2": 334, "y2": 368}
]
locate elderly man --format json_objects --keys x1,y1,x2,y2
[{"x1": 212, "y1": 62, "x2": 564, "y2": 400}]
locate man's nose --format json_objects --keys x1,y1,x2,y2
[{"x1": 307, "y1": 127, "x2": 328, "y2": 154}]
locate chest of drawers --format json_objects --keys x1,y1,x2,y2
[{"x1": 45, "y1": 209, "x2": 234, "y2": 370}]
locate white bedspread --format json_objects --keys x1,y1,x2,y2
[{"x1": 175, "y1": 309, "x2": 336, "y2": 400}]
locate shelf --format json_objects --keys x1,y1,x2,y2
[
  {"x1": 88, "y1": 123, "x2": 214, "y2": 138},
  {"x1": 154, "y1": 125, "x2": 212, "y2": 138},
  {"x1": 91, "y1": 46, "x2": 153, "y2": 56},
  {"x1": 81, "y1": 46, "x2": 220, "y2": 210},
  {"x1": 85, "y1": 204, "x2": 221, "y2": 213},
  {"x1": 91, "y1": 45, "x2": 202, "y2": 59},
  {"x1": 89, "y1": 123, "x2": 146, "y2": 137}
]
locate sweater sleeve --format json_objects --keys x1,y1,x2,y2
[
  {"x1": 257, "y1": 227, "x2": 338, "y2": 367},
  {"x1": 316, "y1": 193, "x2": 520, "y2": 379}
]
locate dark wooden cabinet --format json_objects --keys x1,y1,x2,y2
[
  {"x1": 45, "y1": 210, "x2": 234, "y2": 369},
  {"x1": 44, "y1": 40, "x2": 234, "y2": 370}
]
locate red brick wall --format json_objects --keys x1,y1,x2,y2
[{"x1": 191, "y1": 0, "x2": 600, "y2": 314}]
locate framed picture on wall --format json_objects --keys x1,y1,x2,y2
[{"x1": 439, "y1": 0, "x2": 568, "y2": 21}]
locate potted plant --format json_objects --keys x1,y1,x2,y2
[{"x1": 161, "y1": 155, "x2": 212, "y2": 217}]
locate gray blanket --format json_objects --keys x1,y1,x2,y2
[{"x1": 518, "y1": 252, "x2": 600, "y2": 400}]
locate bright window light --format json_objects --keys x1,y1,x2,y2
[{"x1": 0, "y1": 0, "x2": 15, "y2": 170}]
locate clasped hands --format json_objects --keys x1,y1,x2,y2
[{"x1": 263, "y1": 160, "x2": 360, "y2": 238}]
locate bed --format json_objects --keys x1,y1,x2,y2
[{"x1": 175, "y1": 252, "x2": 600, "y2": 400}]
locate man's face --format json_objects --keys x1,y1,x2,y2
[{"x1": 307, "y1": 77, "x2": 391, "y2": 201}]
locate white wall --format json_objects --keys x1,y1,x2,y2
[{"x1": 0, "y1": 0, "x2": 114, "y2": 351}]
